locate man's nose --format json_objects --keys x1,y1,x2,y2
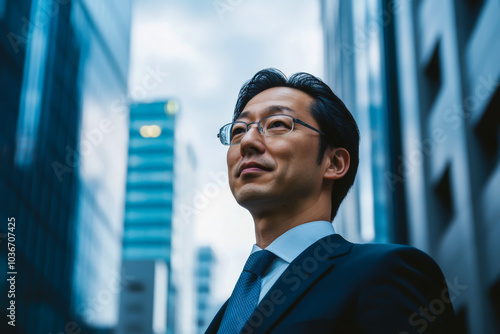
[{"x1": 239, "y1": 123, "x2": 265, "y2": 154}]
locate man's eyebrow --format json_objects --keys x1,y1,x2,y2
[
  {"x1": 264, "y1": 105, "x2": 296, "y2": 114},
  {"x1": 237, "y1": 105, "x2": 296, "y2": 120}
]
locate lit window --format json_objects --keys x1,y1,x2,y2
[
  {"x1": 139, "y1": 125, "x2": 162, "y2": 138},
  {"x1": 164, "y1": 100, "x2": 179, "y2": 115}
]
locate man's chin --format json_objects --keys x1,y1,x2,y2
[{"x1": 233, "y1": 184, "x2": 279, "y2": 208}]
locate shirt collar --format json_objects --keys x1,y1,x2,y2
[{"x1": 251, "y1": 220, "x2": 336, "y2": 263}]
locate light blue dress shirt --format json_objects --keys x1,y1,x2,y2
[{"x1": 250, "y1": 220, "x2": 336, "y2": 302}]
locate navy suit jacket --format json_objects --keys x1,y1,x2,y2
[{"x1": 205, "y1": 234, "x2": 456, "y2": 333}]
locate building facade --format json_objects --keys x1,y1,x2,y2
[
  {"x1": 322, "y1": 0, "x2": 401, "y2": 244},
  {"x1": 321, "y1": 0, "x2": 500, "y2": 333},
  {"x1": 121, "y1": 100, "x2": 179, "y2": 334},
  {"x1": 170, "y1": 128, "x2": 198, "y2": 334},
  {"x1": 0, "y1": 0, "x2": 132, "y2": 333},
  {"x1": 195, "y1": 246, "x2": 216, "y2": 334},
  {"x1": 71, "y1": 0, "x2": 133, "y2": 331},
  {"x1": 117, "y1": 260, "x2": 168, "y2": 334}
]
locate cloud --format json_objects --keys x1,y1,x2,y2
[{"x1": 128, "y1": 0, "x2": 324, "y2": 302}]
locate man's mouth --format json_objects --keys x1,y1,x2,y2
[{"x1": 238, "y1": 161, "x2": 270, "y2": 176}]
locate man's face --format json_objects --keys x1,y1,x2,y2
[{"x1": 227, "y1": 87, "x2": 327, "y2": 213}]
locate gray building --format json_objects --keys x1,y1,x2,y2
[
  {"x1": 321, "y1": 0, "x2": 500, "y2": 333},
  {"x1": 117, "y1": 260, "x2": 168, "y2": 334}
]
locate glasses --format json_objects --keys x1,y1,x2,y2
[{"x1": 217, "y1": 114, "x2": 325, "y2": 145}]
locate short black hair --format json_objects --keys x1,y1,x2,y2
[{"x1": 233, "y1": 68, "x2": 360, "y2": 220}]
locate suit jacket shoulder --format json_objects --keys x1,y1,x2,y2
[{"x1": 206, "y1": 235, "x2": 457, "y2": 334}]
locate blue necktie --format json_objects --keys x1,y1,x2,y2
[{"x1": 217, "y1": 250, "x2": 276, "y2": 333}]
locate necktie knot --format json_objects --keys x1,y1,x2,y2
[{"x1": 243, "y1": 250, "x2": 276, "y2": 276}]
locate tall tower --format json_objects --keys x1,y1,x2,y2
[
  {"x1": 0, "y1": 1, "x2": 133, "y2": 333},
  {"x1": 121, "y1": 100, "x2": 179, "y2": 333}
]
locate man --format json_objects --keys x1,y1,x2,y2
[{"x1": 206, "y1": 69, "x2": 456, "y2": 333}]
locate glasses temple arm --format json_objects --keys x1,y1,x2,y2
[{"x1": 294, "y1": 119, "x2": 326, "y2": 136}]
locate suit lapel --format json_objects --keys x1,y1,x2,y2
[
  {"x1": 240, "y1": 234, "x2": 353, "y2": 334},
  {"x1": 205, "y1": 300, "x2": 228, "y2": 334}
]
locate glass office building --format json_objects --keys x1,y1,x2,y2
[
  {"x1": 71, "y1": 0, "x2": 133, "y2": 332},
  {"x1": 321, "y1": 0, "x2": 500, "y2": 332},
  {"x1": 123, "y1": 101, "x2": 176, "y2": 257},
  {"x1": 122, "y1": 100, "x2": 178, "y2": 334},
  {"x1": 321, "y1": 0, "x2": 397, "y2": 244},
  {"x1": 121, "y1": 100, "x2": 198, "y2": 334},
  {"x1": 0, "y1": 0, "x2": 132, "y2": 333}
]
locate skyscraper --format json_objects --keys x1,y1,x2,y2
[
  {"x1": 121, "y1": 100, "x2": 178, "y2": 334},
  {"x1": 70, "y1": 0, "x2": 133, "y2": 331},
  {"x1": 321, "y1": 0, "x2": 500, "y2": 332},
  {"x1": 0, "y1": 0, "x2": 133, "y2": 333},
  {"x1": 321, "y1": 0, "x2": 399, "y2": 244},
  {"x1": 123, "y1": 101, "x2": 177, "y2": 260}
]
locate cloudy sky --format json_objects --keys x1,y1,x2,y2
[{"x1": 128, "y1": 0, "x2": 324, "y2": 303}]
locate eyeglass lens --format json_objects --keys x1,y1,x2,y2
[{"x1": 228, "y1": 115, "x2": 294, "y2": 144}]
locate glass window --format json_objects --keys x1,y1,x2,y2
[
  {"x1": 125, "y1": 208, "x2": 173, "y2": 223},
  {"x1": 124, "y1": 226, "x2": 171, "y2": 240}
]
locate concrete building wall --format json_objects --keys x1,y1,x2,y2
[{"x1": 322, "y1": 0, "x2": 500, "y2": 332}]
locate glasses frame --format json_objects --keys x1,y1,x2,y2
[{"x1": 217, "y1": 114, "x2": 326, "y2": 146}]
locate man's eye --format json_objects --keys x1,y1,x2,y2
[
  {"x1": 268, "y1": 121, "x2": 287, "y2": 128},
  {"x1": 232, "y1": 127, "x2": 246, "y2": 136}
]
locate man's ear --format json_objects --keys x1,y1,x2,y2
[{"x1": 323, "y1": 147, "x2": 350, "y2": 180}]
